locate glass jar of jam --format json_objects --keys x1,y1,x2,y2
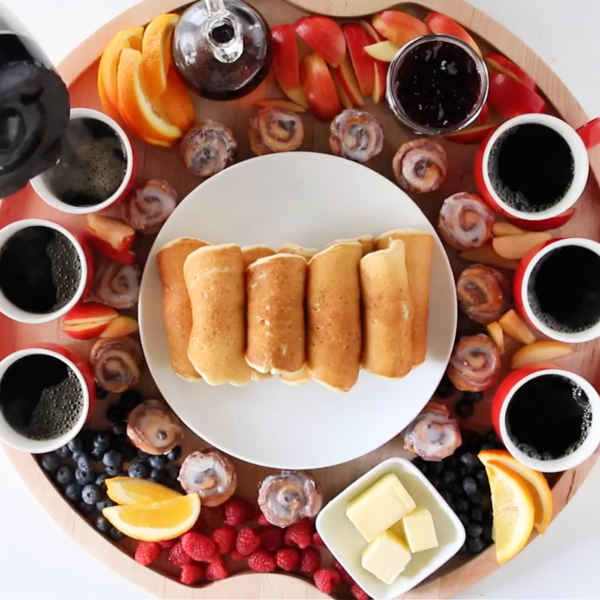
[{"x1": 386, "y1": 34, "x2": 488, "y2": 135}]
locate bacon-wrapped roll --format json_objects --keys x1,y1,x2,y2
[
  {"x1": 123, "y1": 180, "x2": 177, "y2": 235},
  {"x1": 91, "y1": 259, "x2": 140, "y2": 309},
  {"x1": 392, "y1": 139, "x2": 448, "y2": 194},
  {"x1": 402, "y1": 402, "x2": 461, "y2": 462},
  {"x1": 127, "y1": 400, "x2": 184, "y2": 455},
  {"x1": 181, "y1": 121, "x2": 237, "y2": 178},
  {"x1": 90, "y1": 336, "x2": 143, "y2": 393},
  {"x1": 248, "y1": 108, "x2": 304, "y2": 156},
  {"x1": 448, "y1": 334, "x2": 501, "y2": 392},
  {"x1": 178, "y1": 449, "x2": 237, "y2": 507},
  {"x1": 457, "y1": 265, "x2": 511, "y2": 324},
  {"x1": 329, "y1": 109, "x2": 384, "y2": 163},
  {"x1": 258, "y1": 470, "x2": 323, "y2": 528},
  {"x1": 438, "y1": 192, "x2": 494, "y2": 250}
]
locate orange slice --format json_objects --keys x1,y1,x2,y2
[
  {"x1": 479, "y1": 449, "x2": 553, "y2": 534},
  {"x1": 142, "y1": 13, "x2": 180, "y2": 100},
  {"x1": 117, "y1": 48, "x2": 182, "y2": 145},
  {"x1": 97, "y1": 66, "x2": 122, "y2": 122},
  {"x1": 98, "y1": 27, "x2": 144, "y2": 111},
  {"x1": 103, "y1": 493, "x2": 200, "y2": 541},
  {"x1": 160, "y1": 69, "x2": 196, "y2": 132},
  {"x1": 106, "y1": 477, "x2": 181, "y2": 505}
]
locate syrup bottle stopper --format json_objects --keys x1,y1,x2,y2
[{"x1": 203, "y1": 0, "x2": 244, "y2": 63}]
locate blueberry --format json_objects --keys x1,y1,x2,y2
[
  {"x1": 428, "y1": 461, "x2": 444, "y2": 476},
  {"x1": 483, "y1": 522, "x2": 493, "y2": 541},
  {"x1": 470, "y1": 508, "x2": 483, "y2": 523},
  {"x1": 467, "y1": 522, "x2": 483, "y2": 538},
  {"x1": 429, "y1": 476, "x2": 441, "y2": 489},
  {"x1": 118, "y1": 445, "x2": 136, "y2": 463},
  {"x1": 459, "y1": 453, "x2": 479, "y2": 470},
  {"x1": 445, "y1": 456, "x2": 459, "y2": 470},
  {"x1": 149, "y1": 455, "x2": 168, "y2": 470},
  {"x1": 442, "y1": 470, "x2": 457, "y2": 484},
  {"x1": 95, "y1": 386, "x2": 109, "y2": 400},
  {"x1": 435, "y1": 375, "x2": 455, "y2": 399},
  {"x1": 463, "y1": 431, "x2": 483, "y2": 449},
  {"x1": 55, "y1": 465, "x2": 74, "y2": 487},
  {"x1": 40, "y1": 453, "x2": 61, "y2": 472},
  {"x1": 106, "y1": 405, "x2": 125, "y2": 424},
  {"x1": 128, "y1": 462, "x2": 149, "y2": 479},
  {"x1": 480, "y1": 441, "x2": 496, "y2": 450},
  {"x1": 455, "y1": 498, "x2": 469, "y2": 513},
  {"x1": 103, "y1": 450, "x2": 123, "y2": 468},
  {"x1": 458, "y1": 512, "x2": 470, "y2": 528},
  {"x1": 75, "y1": 468, "x2": 95, "y2": 486},
  {"x1": 463, "y1": 477, "x2": 478, "y2": 496},
  {"x1": 80, "y1": 430, "x2": 96, "y2": 452},
  {"x1": 55, "y1": 445, "x2": 71, "y2": 459},
  {"x1": 459, "y1": 466, "x2": 472, "y2": 477},
  {"x1": 137, "y1": 450, "x2": 151, "y2": 462},
  {"x1": 82, "y1": 484, "x2": 104, "y2": 505},
  {"x1": 109, "y1": 527, "x2": 124, "y2": 541},
  {"x1": 168, "y1": 465, "x2": 180, "y2": 480},
  {"x1": 96, "y1": 473, "x2": 110, "y2": 489},
  {"x1": 469, "y1": 491, "x2": 484, "y2": 506},
  {"x1": 467, "y1": 537, "x2": 486, "y2": 554},
  {"x1": 455, "y1": 400, "x2": 475, "y2": 419},
  {"x1": 112, "y1": 423, "x2": 126, "y2": 436},
  {"x1": 150, "y1": 469, "x2": 166, "y2": 483},
  {"x1": 68, "y1": 438, "x2": 84, "y2": 454},
  {"x1": 459, "y1": 541, "x2": 469, "y2": 554},
  {"x1": 440, "y1": 489, "x2": 453, "y2": 506},
  {"x1": 463, "y1": 391, "x2": 483, "y2": 403},
  {"x1": 485, "y1": 430, "x2": 501, "y2": 447},
  {"x1": 104, "y1": 465, "x2": 120, "y2": 477},
  {"x1": 77, "y1": 453, "x2": 94, "y2": 472},
  {"x1": 97, "y1": 499, "x2": 116, "y2": 511},
  {"x1": 119, "y1": 390, "x2": 142, "y2": 413},
  {"x1": 95, "y1": 516, "x2": 112, "y2": 533},
  {"x1": 112, "y1": 433, "x2": 127, "y2": 448},
  {"x1": 91, "y1": 448, "x2": 105, "y2": 462},
  {"x1": 93, "y1": 433, "x2": 112, "y2": 453},
  {"x1": 166, "y1": 446, "x2": 181, "y2": 462},
  {"x1": 412, "y1": 457, "x2": 428, "y2": 474},
  {"x1": 65, "y1": 483, "x2": 83, "y2": 502},
  {"x1": 452, "y1": 482, "x2": 464, "y2": 497},
  {"x1": 79, "y1": 501, "x2": 96, "y2": 516}
]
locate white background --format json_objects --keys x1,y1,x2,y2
[{"x1": 1, "y1": 0, "x2": 600, "y2": 598}]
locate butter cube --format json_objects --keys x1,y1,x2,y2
[
  {"x1": 346, "y1": 473, "x2": 416, "y2": 542},
  {"x1": 402, "y1": 507, "x2": 438, "y2": 553},
  {"x1": 361, "y1": 529, "x2": 412, "y2": 585}
]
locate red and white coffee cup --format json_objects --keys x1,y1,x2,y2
[
  {"x1": 514, "y1": 237, "x2": 600, "y2": 343},
  {"x1": 474, "y1": 113, "x2": 600, "y2": 225},
  {"x1": 491, "y1": 365, "x2": 600, "y2": 473}
]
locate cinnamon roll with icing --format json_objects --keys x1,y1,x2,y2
[
  {"x1": 258, "y1": 471, "x2": 323, "y2": 528},
  {"x1": 123, "y1": 180, "x2": 177, "y2": 235},
  {"x1": 439, "y1": 192, "x2": 495, "y2": 250},
  {"x1": 127, "y1": 400, "x2": 184, "y2": 456},
  {"x1": 402, "y1": 402, "x2": 462, "y2": 462},
  {"x1": 91, "y1": 259, "x2": 140, "y2": 309},
  {"x1": 248, "y1": 108, "x2": 304, "y2": 156},
  {"x1": 178, "y1": 449, "x2": 237, "y2": 507},
  {"x1": 181, "y1": 121, "x2": 237, "y2": 178},
  {"x1": 392, "y1": 139, "x2": 448, "y2": 193},
  {"x1": 90, "y1": 336, "x2": 143, "y2": 393},
  {"x1": 457, "y1": 265, "x2": 511, "y2": 324},
  {"x1": 448, "y1": 334, "x2": 501, "y2": 392},
  {"x1": 329, "y1": 109, "x2": 384, "y2": 163}
]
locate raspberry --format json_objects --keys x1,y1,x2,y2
[
  {"x1": 257, "y1": 512, "x2": 271, "y2": 527},
  {"x1": 212, "y1": 526, "x2": 236, "y2": 554},
  {"x1": 260, "y1": 526, "x2": 283, "y2": 552},
  {"x1": 300, "y1": 547, "x2": 321, "y2": 574},
  {"x1": 204, "y1": 551, "x2": 222, "y2": 564},
  {"x1": 312, "y1": 532, "x2": 325, "y2": 547},
  {"x1": 276, "y1": 547, "x2": 300, "y2": 571},
  {"x1": 230, "y1": 549, "x2": 245, "y2": 561},
  {"x1": 314, "y1": 569, "x2": 341, "y2": 595},
  {"x1": 284, "y1": 519, "x2": 313, "y2": 549},
  {"x1": 247, "y1": 549, "x2": 277, "y2": 573},
  {"x1": 224, "y1": 497, "x2": 254, "y2": 527},
  {"x1": 206, "y1": 560, "x2": 229, "y2": 581},
  {"x1": 134, "y1": 541, "x2": 161, "y2": 566},
  {"x1": 333, "y1": 560, "x2": 353, "y2": 585},
  {"x1": 168, "y1": 542, "x2": 193, "y2": 566},
  {"x1": 159, "y1": 539, "x2": 176, "y2": 550},
  {"x1": 180, "y1": 563, "x2": 205, "y2": 585},
  {"x1": 350, "y1": 583, "x2": 370, "y2": 600},
  {"x1": 181, "y1": 532, "x2": 216, "y2": 561},
  {"x1": 236, "y1": 527, "x2": 261, "y2": 556}
]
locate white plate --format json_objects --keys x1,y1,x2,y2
[{"x1": 139, "y1": 153, "x2": 457, "y2": 469}]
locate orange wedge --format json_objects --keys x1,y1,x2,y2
[
  {"x1": 479, "y1": 450, "x2": 553, "y2": 534},
  {"x1": 106, "y1": 477, "x2": 181, "y2": 505},
  {"x1": 160, "y1": 69, "x2": 196, "y2": 132},
  {"x1": 142, "y1": 13, "x2": 180, "y2": 100},
  {"x1": 97, "y1": 66, "x2": 123, "y2": 122},
  {"x1": 98, "y1": 27, "x2": 144, "y2": 112},
  {"x1": 117, "y1": 48, "x2": 182, "y2": 146},
  {"x1": 103, "y1": 493, "x2": 200, "y2": 541}
]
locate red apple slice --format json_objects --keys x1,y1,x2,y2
[
  {"x1": 364, "y1": 40, "x2": 401, "y2": 62},
  {"x1": 84, "y1": 233, "x2": 138, "y2": 265},
  {"x1": 488, "y1": 73, "x2": 546, "y2": 119},
  {"x1": 85, "y1": 213, "x2": 135, "y2": 252},
  {"x1": 459, "y1": 244, "x2": 518, "y2": 270},
  {"x1": 499, "y1": 309, "x2": 536, "y2": 345},
  {"x1": 509, "y1": 208, "x2": 576, "y2": 232},
  {"x1": 372, "y1": 11, "x2": 430, "y2": 47},
  {"x1": 343, "y1": 23, "x2": 375, "y2": 97},
  {"x1": 331, "y1": 69, "x2": 354, "y2": 109},
  {"x1": 301, "y1": 53, "x2": 342, "y2": 121},
  {"x1": 100, "y1": 315, "x2": 139, "y2": 338},
  {"x1": 492, "y1": 232, "x2": 552, "y2": 260},
  {"x1": 372, "y1": 60, "x2": 387, "y2": 103},
  {"x1": 335, "y1": 51, "x2": 364, "y2": 107},
  {"x1": 492, "y1": 222, "x2": 527, "y2": 237},
  {"x1": 359, "y1": 18, "x2": 385, "y2": 42},
  {"x1": 577, "y1": 117, "x2": 600, "y2": 150},
  {"x1": 510, "y1": 341, "x2": 573, "y2": 370},
  {"x1": 424, "y1": 12, "x2": 481, "y2": 57},
  {"x1": 486, "y1": 322, "x2": 505, "y2": 354},
  {"x1": 62, "y1": 302, "x2": 118, "y2": 340},
  {"x1": 295, "y1": 16, "x2": 346, "y2": 68},
  {"x1": 444, "y1": 123, "x2": 498, "y2": 144},
  {"x1": 271, "y1": 24, "x2": 308, "y2": 109},
  {"x1": 485, "y1": 52, "x2": 537, "y2": 92}
]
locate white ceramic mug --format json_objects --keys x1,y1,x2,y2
[
  {"x1": 0, "y1": 347, "x2": 90, "y2": 453},
  {"x1": 31, "y1": 107, "x2": 136, "y2": 215},
  {"x1": 0, "y1": 218, "x2": 91, "y2": 324}
]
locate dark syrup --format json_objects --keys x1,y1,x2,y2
[
  {"x1": 488, "y1": 123, "x2": 575, "y2": 213},
  {"x1": 507, "y1": 374, "x2": 591, "y2": 460},
  {"x1": 392, "y1": 39, "x2": 482, "y2": 129},
  {"x1": 0, "y1": 226, "x2": 81, "y2": 314},
  {"x1": 528, "y1": 246, "x2": 600, "y2": 333},
  {"x1": 43, "y1": 117, "x2": 126, "y2": 207},
  {"x1": 0, "y1": 354, "x2": 84, "y2": 441}
]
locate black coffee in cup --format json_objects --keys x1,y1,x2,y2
[{"x1": 488, "y1": 123, "x2": 575, "y2": 213}]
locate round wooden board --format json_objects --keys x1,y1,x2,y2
[{"x1": 2, "y1": 0, "x2": 599, "y2": 598}]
